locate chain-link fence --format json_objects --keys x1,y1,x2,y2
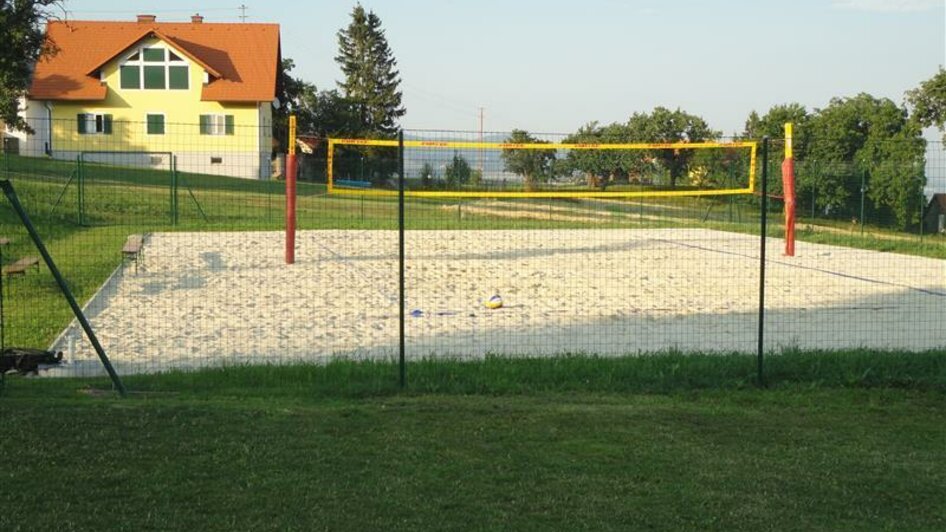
[{"x1": 0, "y1": 120, "x2": 943, "y2": 384}]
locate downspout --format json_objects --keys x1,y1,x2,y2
[
  {"x1": 257, "y1": 102, "x2": 262, "y2": 179},
  {"x1": 44, "y1": 101, "x2": 53, "y2": 156}
]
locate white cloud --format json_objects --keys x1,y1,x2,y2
[{"x1": 831, "y1": 0, "x2": 944, "y2": 13}]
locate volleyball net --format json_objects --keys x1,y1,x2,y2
[{"x1": 327, "y1": 136, "x2": 758, "y2": 199}]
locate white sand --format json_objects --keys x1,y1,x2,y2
[{"x1": 48, "y1": 228, "x2": 946, "y2": 376}]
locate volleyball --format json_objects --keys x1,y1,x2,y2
[{"x1": 484, "y1": 294, "x2": 503, "y2": 309}]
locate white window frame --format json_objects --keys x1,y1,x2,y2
[
  {"x1": 206, "y1": 114, "x2": 228, "y2": 136},
  {"x1": 119, "y1": 45, "x2": 189, "y2": 91},
  {"x1": 81, "y1": 113, "x2": 107, "y2": 135},
  {"x1": 145, "y1": 113, "x2": 166, "y2": 136}
]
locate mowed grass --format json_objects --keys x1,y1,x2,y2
[
  {"x1": 1, "y1": 351, "x2": 945, "y2": 530},
  {"x1": 1, "y1": 154, "x2": 945, "y2": 529}
]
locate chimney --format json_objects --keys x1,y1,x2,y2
[
  {"x1": 191, "y1": 14, "x2": 204, "y2": 23},
  {"x1": 136, "y1": 14, "x2": 157, "y2": 23}
]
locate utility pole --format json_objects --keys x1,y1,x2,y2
[{"x1": 238, "y1": 4, "x2": 249, "y2": 22}]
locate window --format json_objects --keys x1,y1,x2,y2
[
  {"x1": 119, "y1": 45, "x2": 188, "y2": 90},
  {"x1": 143, "y1": 47, "x2": 165, "y2": 62},
  {"x1": 169, "y1": 66, "x2": 188, "y2": 90},
  {"x1": 199, "y1": 114, "x2": 235, "y2": 136},
  {"x1": 120, "y1": 66, "x2": 140, "y2": 89},
  {"x1": 77, "y1": 113, "x2": 112, "y2": 135},
  {"x1": 146, "y1": 114, "x2": 165, "y2": 135},
  {"x1": 144, "y1": 65, "x2": 165, "y2": 89}
]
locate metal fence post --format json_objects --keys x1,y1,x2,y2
[
  {"x1": 860, "y1": 169, "x2": 866, "y2": 236},
  {"x1": 77, "y1": 155, "x2": 85, "y2": 226},
  {"x1": 398, "y1": 130, "x2": 406, "y2": 389},
  {"x1": 0, "y1": 240, "x2": 4, "y2": 352},
  {"x1": 0, "y1": 179, "x2": 127, "y2": 396},
  {"x1": 757, "y1": 137, "x2": 769, "y2": 388},
  {"x1": 172, "y1": 154, "x2": 179, "y2": 226}
]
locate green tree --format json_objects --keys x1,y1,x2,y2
[
  {"x1": 563, "y1": 122, "x2": 655, "y2": 189},
  {"x1": 470, "y1": 167, "x2": 483, "y2": 186},
  {"x1": 444, "y1": 152, "x2": 472, "y2": 188},
  {"x1": 500, "y1": 129, "x2": 556, "y2": 191},
  {"x1": 806, "y1": 93, "x2": 925, "y2": 228},
  {"x1": 906, "y1": 67, "x2": 946, "y2": 142},
  {"x1": 335, "y1": 4, "x2": 405, "y2": 137},
  {"x1": 563, "y1": 122, "x2": 607, "y2": 188},
  {"x1": 419, "y1": 162, "x2": 435, "y2": 189},
  {"x1": 625, "y1": 107, "x2": 720, "y2": 187},
  {"x1": 743, "y1": 103, "x2": 810, "y2": 158},
  {"x1": 866, "y1": 129, "x2": 926, "y2": 229},
  {"x1": 275, "y1": 58, "x2": 360, "y2": 152},
  {"x1": 0, "y1": 0, "x2": 60, "y2": 132}
]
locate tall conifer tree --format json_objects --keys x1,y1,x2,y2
[{"x1": 335, "y1": 4, "x2": 405, "y2": 136}]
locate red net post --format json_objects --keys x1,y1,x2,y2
[
  {"x1": 782, "y1": 157, "x2": 796, "y2": 256},
  {"x1": 782, "y1": 123, "x2": 796, "y2": 257}
]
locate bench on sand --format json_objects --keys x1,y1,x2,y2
[
  {"x1": 3, "y1": 256, "x2": 40, "y2": 277},
  {"x1": 122, "y1": 234, "x2": 145, "y2": 273}
]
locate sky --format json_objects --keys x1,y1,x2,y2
[{"x1": 60, "y1": 0, "x2": 946, "y2": 136}]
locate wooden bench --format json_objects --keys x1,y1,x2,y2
[
  {"x1": 122, "y1": 234, "x2": 145, "y2": 273},
  {"x1": 3, "y1": 256, "x2": 40, "y2": 277}
]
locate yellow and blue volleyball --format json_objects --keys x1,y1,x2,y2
[{"x1": 484, "y1": 294, "x2": 503, "y2": 310}]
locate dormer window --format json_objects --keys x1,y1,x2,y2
[{"x1": 119, "y1": 45, "x2": 189, "y2": 90}]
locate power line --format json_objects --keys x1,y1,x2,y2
[{"x1": 238, "y1": 4, "x2": 249, "y2": 22}]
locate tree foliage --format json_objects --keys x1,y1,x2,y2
[
  {"x1": 419, "y1": 162, "x2": 435, "y2": 188},
  {"x1": 335, "y1": 4, "x2": 405, "y2": 137},
  {"x1": 743, "y1": 103, "x2": 810, "y2": 158},
  {"x1": 563, "y1": 109, "x2": 719, "y2": 189},
  {"x1": 500, "y1": 129, "x2": 556, "y2": 191},
  {"x1": 444, "y1": 152, "x2": 472, "y2": 188},
  {"x1": 906, "y1": 67, "x2": 946, "y2": 142},
  {"x1": 625, "y1": 107, "x2": 719, "y2": 187},
  {"x1": 562, "y1": 122, "x2": 642, "y2": 188},
  {"x1": 0, "y1": 0, "x2": 60, "y2": 131},
  {"x1": 274, "y1": 58, "x2": 361, "y2": 153},
  {"x1": 804, "y1": 94, "x2": 925, "y2": 228},
  {"x1": 563, "y1": 122, "x2": 607, "y2": 188}
]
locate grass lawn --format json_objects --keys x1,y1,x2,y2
[{"x1": 1, "y1": 351, "x2": 945, "y2": 530}]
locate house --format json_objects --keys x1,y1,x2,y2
[
  {"x1": 11, "y1": 14, "x2": 281, "y2": 179},
  {"x1": 924, "y1": 193, "x2": 946, "y2": 234}
]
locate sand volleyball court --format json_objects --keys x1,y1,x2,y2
[{"x1": 48, "y1": 228, "x2": 946, "y2": 376}]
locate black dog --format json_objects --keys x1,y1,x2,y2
[{"x1": 0, "y1": 348, "x2": 64, "y2": 376}]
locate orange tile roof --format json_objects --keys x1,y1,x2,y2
[
  {"x1": 30, "y1": 20, "x2": 280, "y2": 102},
  {"x1": 84, "y1": 28, "x2": 223, "y2": 79}
]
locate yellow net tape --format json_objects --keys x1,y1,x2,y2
[{"x1": 327, "y1": 138, "x2": 757, "y2": 199}]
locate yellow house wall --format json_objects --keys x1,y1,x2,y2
[{"x1": 49, "y1": 37, "x2": 266, "y2": 155}]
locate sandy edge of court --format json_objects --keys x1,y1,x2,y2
[{"x1": 44, "y1": 228, "x2": 946, "y2": 377}]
